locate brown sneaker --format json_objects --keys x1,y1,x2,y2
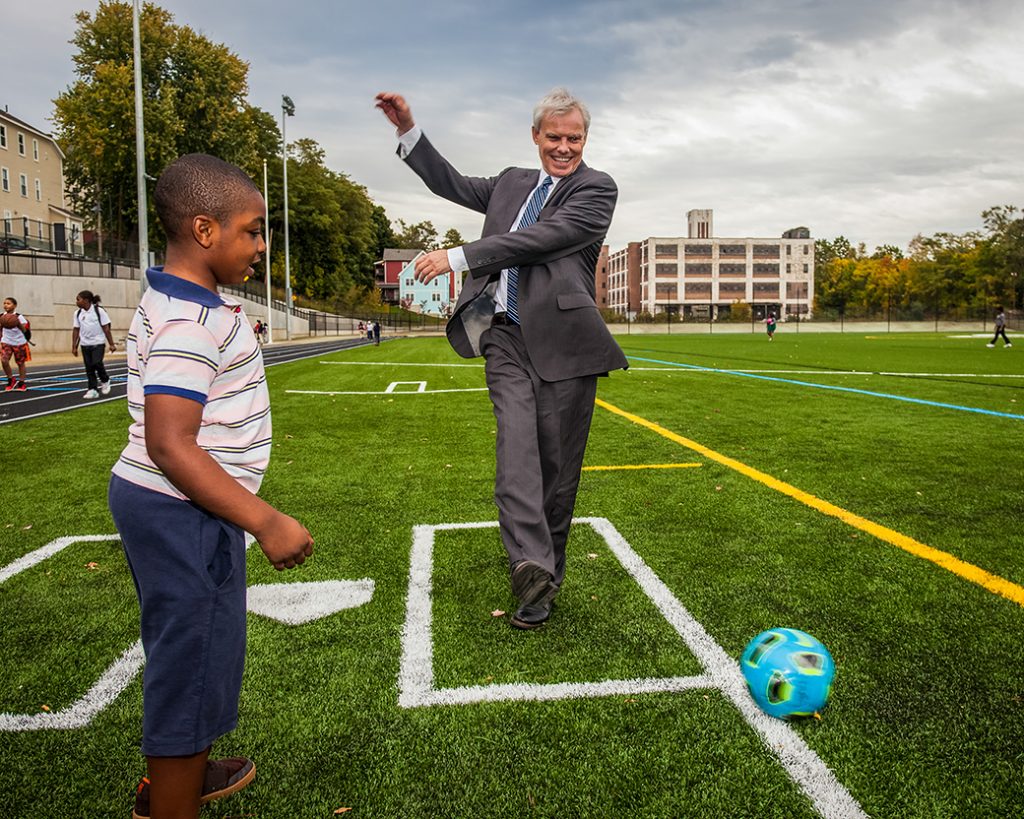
[{"x1": 131, "y1": 757, "x2": 255, "y2": 818}]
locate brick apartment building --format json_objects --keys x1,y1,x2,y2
[{"x1": 605, "y1": 210, "x2": 814, "y2": 320}]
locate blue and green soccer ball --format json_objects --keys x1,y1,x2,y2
[{"x1": 740, "y1": 628, "x2": 835, "y2": 719}]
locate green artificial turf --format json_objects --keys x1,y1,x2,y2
[{"x1": 1, "y1": 332, "x2": 1022, "y2": 817}]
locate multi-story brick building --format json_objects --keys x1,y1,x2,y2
[
  {"x1": 594, "y1": 244, "x2": 610, "y2": 311},
  {"x1": 607, "y1": 241, "x2": 642, "y2": 317},
  {"x1": 606, "y1": 210, "x2": 814, "y2": 320},
  {"x1": 0, "y1": 110, "x2": 82, "y2": 252}
]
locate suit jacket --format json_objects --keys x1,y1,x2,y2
[{"x1": 403, "y1": 134, "x2": 628, "y2": 382}]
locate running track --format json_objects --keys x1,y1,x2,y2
[{"x1": 0, "y1": 338, "x2": 374, "y2": 426}]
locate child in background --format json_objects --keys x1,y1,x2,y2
[
  {"x1": 1, "y1": 297, "x2": 30, "y2": 391},
  {"x1": 765, "y1": 312, "x2": 777, "y2": 341},
  {"x1": 72, "y1": 290, "x2": 117, "y2": 399},
  {"x1": 108, "y1": 154, "x2": 314, "y2": 819}
]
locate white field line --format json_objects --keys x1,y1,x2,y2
[
  {"x1": 0, "y1": 394, "x2": 124, "y2": 425},
  {"x1": 397, "y1": 518, "x2": 866, "y2": 819},
  {"x1": 628, "y1": 368, "x2": 1024, "y2": 377},
  {"x1": 0, "y1": 534, "x2": 120, "y2": 583},
  {"x1": 318, "y1": 359, "x2": 1022, "y2": 378},
  {"x1": 0, "y1": 535, "x2": 148, "y2": 732},
  {"x1": 286, "y1": 388, "x2": 488, "y2": 396},
  {"x1": 319, "y1": 361, "x2": 483, "y2": 367},
  {"x1": 386, "y1": 381, "x2": 427, "y2": 393},
  {"x1": 0, "y1": 642, "x2": 144, "y2": 732}
]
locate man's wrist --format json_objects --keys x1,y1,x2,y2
[
  {"x1": 397, "y1": 124, "x2": 423, "y2": 159},
  {"x1": 447, "y1": 246, "x2": 469, "y2": 274}
]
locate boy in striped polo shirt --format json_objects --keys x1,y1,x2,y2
[{"x1": 109, "y1": 154, "x2": 314, "y2": 819}]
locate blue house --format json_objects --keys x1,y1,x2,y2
[{"x1": 398, "y1": 251, "x2": 458, "y2": 317}]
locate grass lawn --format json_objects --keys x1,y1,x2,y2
[{"x1": 1, "y1": 331, "x2": 1022, "y2": 817}]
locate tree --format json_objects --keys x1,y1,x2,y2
[
  {"x1": 53, "y1": 1, "x2": 280, "y2": 256},
  {"x1": 392, "y1": 219, "x2": 439, "y2": 251},
  {"x1": 269, "y1": 138, "x2": 378, "y2": 301},
  {"x1": 370, "y1": 205, "x2": 396, "y2": 263},
  {"x1": 441, "y1": 228, "x2": 466, "y2": 249}
]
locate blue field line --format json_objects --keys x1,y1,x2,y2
[{"x1": 626, "y1": 355, "x2": 1024, "y2": 421}]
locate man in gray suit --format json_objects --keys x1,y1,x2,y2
[{"x1": 376, "y1": 88, "x2": 627, "y2": 629}]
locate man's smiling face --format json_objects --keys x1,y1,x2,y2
[{"x1": 533, "y1": 108, "x2": 587, "y2": 178}]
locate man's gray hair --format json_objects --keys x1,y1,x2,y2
[{"x1": 533, "y1": 87, "x2": 591, "y2": 134}]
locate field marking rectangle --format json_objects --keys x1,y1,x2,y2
[
  {"x1": 386, "y1": 381, "x2": 427, "y2": 393},
  {"x1": 398, "y1": 517, "x2": 867, "y2": 819}
]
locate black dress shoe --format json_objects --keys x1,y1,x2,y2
[
  {"x1": 510, "y1": 598, "x2": 553, "y2": 630},
  {"x1": 510, "y1": 560, "x2": 557, "y2": 607}
]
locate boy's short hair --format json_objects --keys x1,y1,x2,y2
[{"x1": 154, "y1": 154, "x2": 260, "y2": 241}]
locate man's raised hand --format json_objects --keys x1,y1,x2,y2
[{"x1": 375, "y1": 92, "x2": 415, "y2": 135}]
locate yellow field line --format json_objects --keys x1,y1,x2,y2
[
  {"x1": 583, "y1": 463, "x2": 702, "y2": 472},
  {"x1": 595, "y1": 398, "x2": 1024, "y2": 609}
]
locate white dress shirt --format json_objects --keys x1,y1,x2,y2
[{"x1": 398, "y1": 125, "x2": 559, "y2": 313}]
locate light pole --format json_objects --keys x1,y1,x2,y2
[
  {"x1": 132, "y1": 0, "x2": 149, "y2": 293},
  {"x1": 262, "y1": 158, "x2": 272, "y2": 344},
  {"x1": 281, "y1": 94, "x2": 295, "y2": 339}
]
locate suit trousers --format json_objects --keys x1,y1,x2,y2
[{"x1": 481, "y1": 322, "x2": 597, "y2": 586}]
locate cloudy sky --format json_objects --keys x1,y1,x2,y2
[{"x1": 4, "y1": 0, "x2": 1022, "y2": 250}]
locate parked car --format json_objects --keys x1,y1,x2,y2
[{"x1": 0, "y1": 236, "x2": 30, "y2": 253}]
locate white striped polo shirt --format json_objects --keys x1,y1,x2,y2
[{"x1": 112, "y1": 267, "x2": 272, "y2": 499}]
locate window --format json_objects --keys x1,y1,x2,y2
[
  {"x1": 32, "y1": 139, "x2": 39, "y2": 161},
  {"x1": 786, "y1": 245, "x2": 792, "y2": 255},
  {"x1": 786, "y1": 263, "x2": 791, "y2": 273},
  {"x1": 655, "y1": 243, "x2": 678, "y2": 258},
  {"x1": 752, "y1": 263, "x2": 779, "y2": 277},
  {"x1": 34, "y1": 179, "x2": 41, "y2": 201},
  {"x1": 804, "y1": 245, "x2": 810, "y2": 254},
  {"x1": 752, "y1": 244, "x2": 780, "y2": 258},
  {"x1": 1, "y1": 167, "x2": 8, "y2": 192},
  {"x1": 718, "y1": 263, "x2": 746, "y2": 277},
  {"x1": 719, "y1": 244, "x2": 745, "y2": 256},
  {"x1": 655, "y1": 263, "x2": 677, "y2": 277},
  {"x1": 17, "y1": 133, "x2": 25, "y2": 156},
  {"x1": 719, "y1": 282, "x2": 745, "y2": 295},
  {"x1": 684, "y1": 263, "x2": 712, "y2": 276},
  {"x1": 405, "y1": 278, "x2": 413, "y2": 286},
  {"x1": 803, "y1": 264, "x2": 809, "y2": 273},
  {"x1": 0, "y1": 125, "x2": 6, "y2": 149},
  {"x1": 19, "y1": 173, "x2": 28, "y2": 197},
  {"x1": 684, "y1": 244, "x2": 712, "y2": 256}
]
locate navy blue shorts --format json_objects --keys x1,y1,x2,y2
[{"x1": 109, "y1": 475, "x2": 247, "y2": 757}]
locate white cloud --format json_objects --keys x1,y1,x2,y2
[{"x1": 3, "y1": 0, "x2": 1022, "y2": 251}]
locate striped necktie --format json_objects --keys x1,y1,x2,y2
[{"x1": 506, "y1": 175, "x2": 552, "y2": 325}]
